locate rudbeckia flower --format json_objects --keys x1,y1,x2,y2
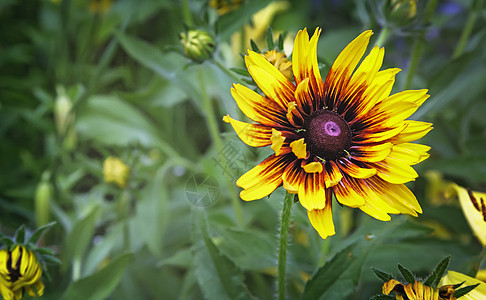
[
  {"x1": 223, "y1": 28, "x2": 432, "y2": 239},
  {"x1": 0, "y1": 246, "x2": 44, "y2": 300},
  {"x1": 440, "y1": 271, "x2": 486, "y2": 300}
]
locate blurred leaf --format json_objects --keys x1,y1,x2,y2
[
  {"x1": 77, "y1": 95, "x2": 162, "y2": 148},
  {"x1": 133, "y1": 164, "x2": 169, "y2": 256},
  {"x1": 83, "y1": 224, "x2": 123, "y2": 277},
  {"x1": 193, "y1": 211, "x2": 255, "y2": 300},
  {"x1": 422, "y1": 155, "x2": 486, "y2": 183},
  {"x1": 65, "y1": 208, "x2": 97, "y2": 262},
  {"x1": 14, "y1": 225, "x2": 25, "y2": 244},
  {"x1": 266, "y1": 27, "x2": 274, "y2": 49},
  {"x1": 301, "y1": 243, "x2": 357, "y2": 300},
  {"x1": 216, "y1": 0, "x2": 272, "y2": 40},
  {"x1": 63, "y1": 253, "x2": 133, "y2": 300}
]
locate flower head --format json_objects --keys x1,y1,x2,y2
[
  {"x1": 440, "y1": 271, "x2": 486, "y2": 300},
  {"x1": 262, "y1": 49, "x2": 293, "y2": 81},
  {"x1": 103, "y1": 156, "x2": 130, "y2": 189},
  {"x1": 224, "y1": 28, "x2": 432, "y2": 238},
  {"x1": 0, "y1": 246, "x2": 44, "y2": 300}
]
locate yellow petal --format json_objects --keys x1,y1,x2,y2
[
  {"x1": 323, "y1": 160, "x2": 343, "y2": 188},
  {"x1": 307, "y1": 205, "x2": 335, "y2": 239},
  {"x1": 237, "y1": 155, "x2": 292, "y2": 200},
  {"x1": 337, "y1": 158, "x2": 376, "y2": 179},
  {"x1": 333, "y1": 175, "x2": 366, "y2": 207},
  {"x1": 450, "y1": 184, "x2": 486, "y2": 246},
  {"x1": 223, "y1": 115, "x2": 272, "y2": 147},
  {"x1": 290, "y1": 138, "x2": 307, "y2": 159},
  {"x1": 383, "y1": 279, "x2": 404, "y2": 295},
  {"x1": 440, "y1": 271, "x2": 486, "y2": 300},
  {"x1": 231, "y1": 84, "x2": 288, "y2": 126},
  {"x1": 303, "y1": 161, "x2": 323, "y2": 173},
  {"x1": 270, "y1": 128, "x2": 286, "y2": 155},
  {"x1": 286, "y1": 101, "x2": 304, "y2": 127},
  {"x1": 350, "y1": 142, "x2": 392, "y2": 162},
  {"x1": 282, "y1": 161, "x2": 326, "y2": 210},
  {"x1": 374, "y1": 157, "x2": 419, "y2": 184},
  {"x1": 393, "y1": 120, "x2": 433, "y2": 143},
  {"x1": 325, "y1": 30, "x2": 373, "y2": 107},
  {"x1": 292, "y1": 28, "x2": 324, "y2": 103},
  {"x1": 246, "y1": 51, "x2": 295, "y2": 110},
  {"x1": 357, "y1": 68, "x2": 401, "y2": 117}
]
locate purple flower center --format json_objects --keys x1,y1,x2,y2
[{"x1": 304, "y1": 110, "x2": 351, "y2": 160}]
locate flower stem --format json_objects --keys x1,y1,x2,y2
[
  {"x1": 375, "y1": 26, "x2": 392, "y2": 48},
  {"x1": 277, "y1": 192, "x2": 293, "y2": 300},
  {"x1": 198, "y1": 69, "x2": 244, "y2": 228},
  {"x1": 452, "y1": 0, "x2": 482, "y2": 59},
  {"x1": 212, "y1": 59, "x2": 244, "y2": 85}
]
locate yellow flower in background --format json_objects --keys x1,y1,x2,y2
[
  {"x1": 209, "y1": 0, "x2": 243, "y2": 15},
  {"x1": 447, "y1": 184, "x2": 486, "y2": 246},
  {"x1": 103, "y1": 156, "x2": 130, "y2": 189},
  {"x1": 440, "y1": 271, "x2": 486, "y2": 300},
  {"x1": 262, "y1": 49, "x2": 293, "y2": 81},
  {"x1": 0, "y1": 246, "x2": 44, "y2": 300},
  {"x1": 89, "y1": 0, "x2": 113, "y2": 15},
  {"x1": 224, "y1": 28, "x2": 432, "y2": 239}
]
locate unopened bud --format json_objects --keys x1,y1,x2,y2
[
  {"x1": 180, "y1": 29, "x2": 216, "y2": 63},
  {"x1": 389, "y1": 0, "x2": 417, "y2": 25},
  {"x1": 35, "y1": 171, "x2": 52, "y2": 227},
  {"x1": 262, "y1": 50, "x2": 293, "y2": 81},
  {"x1": 103, "y1": 157, "x2": 131, "y2": 189}
]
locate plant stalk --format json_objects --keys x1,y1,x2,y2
[{"x1": 277, "y1": 192, "x2": 293, "y2": 300}]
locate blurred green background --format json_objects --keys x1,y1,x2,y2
[{"x1": 1, "y1": 0, "x2": 485, "y2": 299}]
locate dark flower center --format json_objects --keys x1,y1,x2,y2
[{"x1": 304, "y1": 110, "x2": 351, "y2": 160}]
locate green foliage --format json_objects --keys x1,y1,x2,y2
[{"x1": 1, "y1": 0, "x2": 486, "y2": 298}]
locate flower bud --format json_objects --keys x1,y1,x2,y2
[
  {"x1": 180, "y1": 29, "x2": 216, "y2": 63},
  {"x1": 35, "y1": 171, "x2": 52, "y2": 227},
  {"x1": 388, "y1": 0, "x2": 417, "y2": 25}
]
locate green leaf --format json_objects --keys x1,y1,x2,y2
[
  {"x1": 132, "y1": 165, "x2": 169, "y2": 256},
  {"x1": 192, "y1": 211, "x2": 255, "y2": 300},
  {"x1": 372, "y1": 268, "x2": 393, "y2": 283},
  {"x1": 301, "y1": 243, "x2": 357, "y2": 300},
  {"x1": 266, "y1": 27, "x2": 274, "y2": 50},
  {"x1": 250, "y1": 39, "x2": 260, "y2": 52},
  {"x1": 454, "y1": 283, "x2": 480, "y2": 298},
  {"x1": 230, "y1": 67, "x2": 250, "y2": 77},
  {"x1": 28, "y1": 221, "x2": 57, "y2": 245},
  {"x1": 63, "y1": 253, "x2": 133, "y2": 300},
  {"x1": 277, "y1": 34, "x2": 284, "y2": 51},
  {"x1": 65, "y1": 208, "x2": 97, "y2": 262},
  {"x1": 424, "y1": 256, "x2": 451, "y2": 287},
  {"x1": 397, "y1": 264, "x2": 415, "y2": 284},
  {"x1": 14, "y1": 225, "x2": 25, "y2": 244}
]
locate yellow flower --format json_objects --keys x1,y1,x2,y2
[
  {"x1": 89, "y1": 0, "x2": 113, "y2": 15},
  {"x1": 447, "y1": 184, "x2": 486, "y2": 246},
  {"x1": 440, "y1": 271, "x2": 486, "y2": 300},
  {"x1": 0, "y1": 246, "x2": 44, "y2": 300},
  {"x1": 383, "y1": 279, "x2": 453, "y2": 299},
  {"x1": 224, "y1": 28, "x2": 432, "y2": 239},
  {"x1": 103, "y1": 156, "x2": 130, "y2": 189},
  {"x1": 262, "y1": 49, "x2": 293, "y2": 81},
  {"x1": 208, "y1": 0, "x2": 243, "y2": 15}
]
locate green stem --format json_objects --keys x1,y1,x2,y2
[
  {"x1": 404, "y1": 37, "x2": 423, "y2": 90},
  {"x1": 404, "y1": 0, "x2": 439, "y2": 89},
  {"x1": 72, "y1": 257, "x2": 81, "y2": 281},
  {"x1": 181, "y1": 0, "x2": 194, "y2": 27},
  {"x1": 212, "y1": 59, "x2": 243, "y2": 84},
  {"x1": 277, "y1": 192, "x2": 293, "y2": 300},
  {"x1": 198, "y1": 69, "x2": 244, "y2": 228},
  {"x1": 375, "y1": 26, "x2": 392, "y2": 48},
  {"x1": 452, "y1": 0, "x2": 482, "y2": 59}
]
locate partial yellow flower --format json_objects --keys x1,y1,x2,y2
[
  {"x1": 103, "y1": 156, "x2": 130, "y2": 189},
  {"x1": 383, "y1": 279, "x2": 456, "y2": 299},
  {"x1": 446, "y1": 184, "x2": 486, "y2": 246},
  {"x1": 224, "y1": 28, "x2": 432, "y2": 239},
  {"x1": 208, "y1": 0, "x2": 243, "y2": 15},
  {"x1": 89, "y1": 0, "x2": 113, "y2": 15},
  {"x1": 440, "y1": 271, "x2": 486, "y2": 300},
  {"x1": 0, "y1": 246, "x2": 44, "y2": 300},
  {"x1": 262, "y1": 50, "x2": 293, "y2": 81}
]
